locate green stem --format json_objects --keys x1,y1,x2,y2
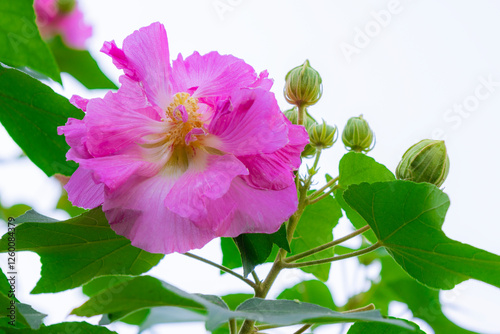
[
  {"x1": 284, "y1": 225, "x2": 371, "y2": 263},
  {"x1": 282, "y1": 242, "x2": 382, "y2": 268},
  {"x1": 307, "y1": 185, "x2": 338, "y2": 205},
  {"x1": 294, "y1": 324, "x2": 312, "y2": 334},
  {"x1": 310, "y1": 149, "x2": 322, "y2": 172},
  {"x1": 307, "y1": 176, "x2": 339, "y2": 200},
  {"x1": 297, "y1": 104, "x2": 306, "y2": 126},
  {"x1": 251, "y1": 271, "x2": 260, "y2": 285},
  {"x1": 229, "y1": 318, "x2": 238, "y2": 334},
  {"x1": 183, "y1": 252, "x2": 256, "y2": 289}
]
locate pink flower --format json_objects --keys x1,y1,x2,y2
[
  {"x1": 34, "y1": 0, "x2": 92, "y2": 49},
  {"x1": 58, "y1": 22, "x2": 309, "y2": 254}
]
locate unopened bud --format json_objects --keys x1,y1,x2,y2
[
  {"x1": 342, "y1": 115, "x2": 374, "y2": 153},
  {"x1": 396, "y1": 139, "x2": 450, "y2": 187},
  {"x1": 309, "y1": 121, "x2": 338, "y2": 150},
  {"x1": 284, "y1": 60, "x2": 322, "y2": 108}
]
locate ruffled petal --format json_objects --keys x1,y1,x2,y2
[
  {"x1": 222, "y1": 178, "x2": 298, "y2": 236},
  {"x1": 64, "y1": 167, "x2": 104, "y2": 209},
  {"x1": 78, "y1": 154, "x2": 159, "y2": 192},
  {"x1": 207, "y1": 88, "x2": 288, "y2": 156},
  {"x1": 165, "y1": 153, "x2": 248, "y2": 224},
  {"x1": 248, "y1": 70, "x2": 273, "y2": 90},
  {"x1": 103, "y1": 176, "x2": 217, "y2": 254},
  {"x1": 239, "y1": 121, "x2": 309, "y2": 190},
  {"x1": 57, "y1": 117, "x2": 91, "y2": 160},
  {"x1": 171, "y1": 51, "x2": 262, "y2": 98},
  {"x1": 84, "y1": 92, "x2": 166, "y2": 157},
  {"x1": 102, "y1": 22, "x2": 172, "y2": 109},
  {"x1": 69, "y1": 95, "x2": 89, "y2": 111}
]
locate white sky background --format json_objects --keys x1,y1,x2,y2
[{"x1": 1, "y1": 0, "x2": 500, "y2": 333}]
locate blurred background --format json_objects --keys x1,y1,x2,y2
[{"x1": 1, "y1": 0, "x2": 500, "y2": 333}]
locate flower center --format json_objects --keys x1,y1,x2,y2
[
  {"x1": 164, "y1": 92, "x2": 205, "y2": 147},
  {"x1": 142, "y1": 92, "x2": 208, "y2": 174}
]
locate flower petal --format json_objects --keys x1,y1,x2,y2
[
  {"x1": 171, "y1": 51, "x2": 264, "y2": 98},
  {"x1": 103, "y1": 176, "x2": 217, "y2": 254},
  {"x1": 165, "y1": 153, "x2": 248, "y2": 224},
  {"x1": 208, "y1": 88, "x2": 288, "y2": 156},
  {"x1": 84, "y1": 92, "x2": 166, "y2": 157},
  {"x1": 64, "y1": 167, "x2": 104, "y2": 209},
  {"x1": 223, "y1": 178, "x2": 298, "y2": 236},
  {"x1": 102, "y1": 22, "x2": 172, "y2": 109},
  {"x1": 239, "y1": 121, "x2": 309, "y2": 190},
  {"x1": 55, "y1": 7, "x2": 92, "y2": 49},
  {"x1": 78, "y1": 154, "x2": 158, "y2": 192},
  {"x1": 58, "y1": 117, "x2": 91, "y2": 160}
]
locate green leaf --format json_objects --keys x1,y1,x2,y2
[
  {"x1": 0, "y1": 202, "x2": 30, "y2": 223},
  {"x1": 0, "y1": 322, "x2": 118, "y2": 333},
  {"x1": 348, "y1": 253, "x2": 478, "y2": 334},
  {"x1": 335, "y1": 152, "x2": 395, "y2": 243},
  {"x1": 289, "y1": 194, "x2": 342, "y2": 281},
  {"x1": 73, "y1": 275, "x2": 232, "y2": 331},
  {"x1": 0, "y1": 67, "x2": 83, "y2": 176},
  {"x1": 221, "y1": 293, "x2": 253, "y2": 311},
  {"x1": 0, "y1": 0, "x2": 60, "y2": 82},
  {"x1": 220, "y1": 237, "x2": 243, "y2": 270},
  {"x1": 74, "y1": 275, "x2": 415, "y2": 332},
  {"x1": 343, "y1": 181, "x2": 500, "y2": 290},
  {"x1": 0, "y1": 269, "x2": 46, "y2": 329},
  {"x1": 347, "y1": 318, "x2": 425, "y2": 334},
  {"x1": 232, "y1": 223, "x2": 289, "y2": 277},
  {"x1": 235, "y1": 298, "x2": 415, "y2": 330},
  {"x1": 48, "y1": 36, "x2": 117, "y2": 89},
  {"x1": 0, "y1": 208, "x2": 164, "y2": 293},
  {"x1": 277, "y1": 280, "x2": 336, "y2": 310},
  {"x1": 82, "y1": 275, "x2": 135, "y2": 297}
]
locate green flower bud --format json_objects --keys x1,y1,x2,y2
[
  {"x1": 57, "y1": 0, "x2": 76, "y2": 13},
  {"x1": 309, "y1": 121, "x2": 338, "y2": 150},
  {"x1": 284, "y1": 60, "x2": 322, "y2": 108},
  {"x1": 341, "y1": 115, "x2": 374, "y2": 153},
  {"x1": 396, "y1": 139, "x2": 450, "y2": 187}
]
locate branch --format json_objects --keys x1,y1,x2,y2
[
  {"x1": 282, "y1": 242, "x2": 382, "y2": 268},
  {"x1": 284, "y1": 225, "x2": 371, "y2": 263}
]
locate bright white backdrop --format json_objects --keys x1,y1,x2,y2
[{"x1": 1, "y1": 0, "x2": 500, "y2": 333}]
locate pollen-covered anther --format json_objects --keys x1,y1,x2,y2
[{"x1": 164, "y1": 92, "x2": 205, "y2": 147}]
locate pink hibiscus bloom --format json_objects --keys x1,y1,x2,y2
[
  {"x1": 34, "y1": 0, "x2": 92, "y2": 49},
  {"x1": 58, "y1": 22, "x2": 308, "y2": 254}
]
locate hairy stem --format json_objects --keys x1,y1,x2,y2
[
  {"x1": 282, "y1": 242, "x2": 382, "y2": 268},
  {"x1": 284, "y1": 225, "x2": 371, "y2": 263},
  {"x1": 183, "y1": 252, "x2": 256, "y2": 289}
]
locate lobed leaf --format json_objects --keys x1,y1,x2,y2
[
  {"x1": 335, "y1": 152, "x2": 395, "y2": 243},
  {"x1": 0, "y1": 208, "x2": 164, "y2": 293},
  {"x1": 344, "y1": 181, "x2": 500, "y2": 290}
]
